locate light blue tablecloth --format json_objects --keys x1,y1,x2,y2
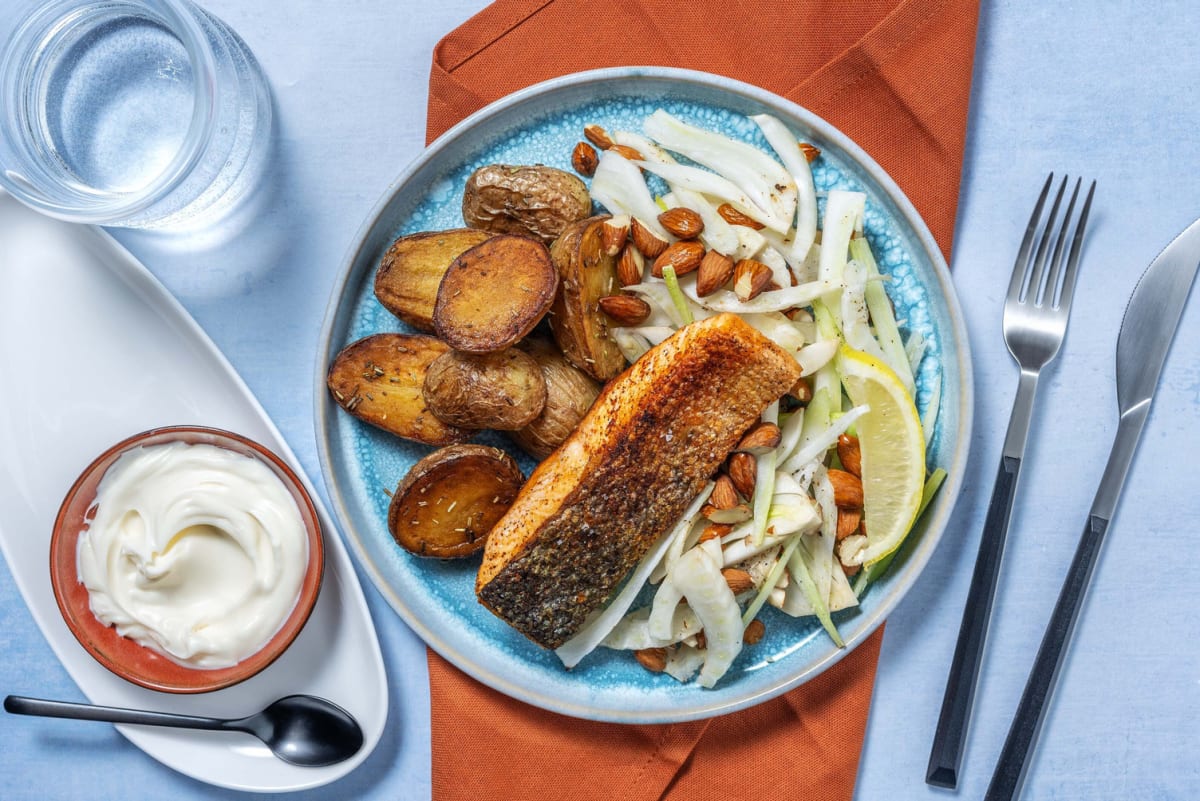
[{"x1": 2, "y1": 1, "x2": 1198, "y2": 798}]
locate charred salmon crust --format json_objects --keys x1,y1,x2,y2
[{"x1": 476, "y1": 313, "x2": 802, "y2": 648}]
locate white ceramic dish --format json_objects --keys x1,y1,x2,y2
[{"x1": 0, "y1": 191, "x2": 387, "y2": 792}]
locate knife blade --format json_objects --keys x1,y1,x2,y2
[{"x1": 985, "y1": 217, "x2": 1200, "y2": 801}]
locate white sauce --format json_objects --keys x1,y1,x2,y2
[{"x1": 76, "y1": 441, "x2": 309, "y2": 669}]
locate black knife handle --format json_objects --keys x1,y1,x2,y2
[
  {"x1": 927, "y1": 456, "x2": 1021, "y2": 789},
  {"x1": 984, "y1": 514, "x2": 1110, "y2": 801}
]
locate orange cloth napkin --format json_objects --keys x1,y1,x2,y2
[{"x1": 424, "y1": 1, "x2": 979, "y2": 798}]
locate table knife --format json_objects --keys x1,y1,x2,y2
[{"x1": 985, "y1": 216, "x2": 1200, "y2": 800}]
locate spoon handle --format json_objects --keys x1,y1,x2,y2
[{"x1": 5, "y1": 695, "x2": 229, "y2": 731}]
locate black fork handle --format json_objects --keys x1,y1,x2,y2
[{"x1": 926, "y1": 456, "x2": 1021, "y2": 788}]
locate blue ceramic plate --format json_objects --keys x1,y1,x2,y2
[{"x1": 316, "y1": 68, "x2": 973, "y2": 723}]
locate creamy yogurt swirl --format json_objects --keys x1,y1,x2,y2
[{"x1": 76, "y1": 441, "x2": 309, "y2": 669}]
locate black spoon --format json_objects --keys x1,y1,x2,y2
[{"x1": 5, "y1": 693, "x2": 364, "y2": 767}]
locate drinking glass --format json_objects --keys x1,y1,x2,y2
[{"x1": 0, "y1": 0, "x2": 272, "y2": 228}]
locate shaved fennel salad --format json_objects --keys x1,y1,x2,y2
[{"x1": 555, "y1": 110, "x2": 946, "y2": 688}]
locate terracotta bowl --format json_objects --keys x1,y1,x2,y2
[{"x1": 50, "y1": 426, "x2": 324, "y2": 693}]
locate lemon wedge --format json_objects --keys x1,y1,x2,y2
[{"x1": 837, "y1": 345, "x2": 925, "y2": 566}]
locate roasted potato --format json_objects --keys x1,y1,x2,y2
[
  {"x1": 510, "y1": 338, "x2": 602, "y2": 459},
  {"x1": 462, "y1": 164, "x2": 591, "y2": 244},
  {"x1": 374, "y1": 229, "x2": 494, "y2": 331},
  {"x1": 433, "y1": 234, "x2": 558, "y2": 353},
  {"x1": 387, "y1": 444, "x2": 524, "y2": 558},
  {"x1": 423, "y1": 348, "x2": 547, "y2": 430},
  {"x1": 327, "y1": 333, "x2": 469, "y2": 446},
  {"x1": 548, "y1": 215, "x2": 626, "y2": 381}
]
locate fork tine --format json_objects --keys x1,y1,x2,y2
[
  {"x1": 1008, "y1": 174, "x2": 1055, "y2": 300},
  {"x1": 1054, "y1": 180, "x2": 1096, "y2": 311},
  {"x1": 1023, "y1": 176, "x2": 1069, "y2": 304},
  {"x1": 1041, "y1": 178, "x2": 1082, "y2": 306}
]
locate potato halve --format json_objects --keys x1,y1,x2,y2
[
  {"x1": 423, "y1": 348, "x2": 547, "y2": 431},
  {"x1": 433, "y1": 234, "x2": 558, "y2": 353},
  {"x1": 462, "y1": 164, "x2": 591, "y2": 244},
  {"x1": 510, "y1": 338, "x2": 601, "y2": 459},
  {"x1": 327, "y1": 333, "x2": 470, "y2": 446},
  {"x1": 388, "y1": 444, "x2": 524, "y2": 559}
]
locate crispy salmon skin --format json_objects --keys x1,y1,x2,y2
[{"x1": 476, "y1": 312, "x2": 802, "y2": 648}]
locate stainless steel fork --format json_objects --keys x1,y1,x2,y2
[{"x1": 926, "y1": 174, "x2": 1096, "y2": 789}]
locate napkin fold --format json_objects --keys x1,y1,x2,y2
[{"x1": 424, "y1": 1, "x2": 979, "y2": 798}]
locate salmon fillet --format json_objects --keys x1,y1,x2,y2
[{"x1": 476, "y1": 312, "x2": 802, "y2": 648}]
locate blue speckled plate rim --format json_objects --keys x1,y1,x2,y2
[{"x1": 315, "y1": 67, "x2": 975, "y2": 723}]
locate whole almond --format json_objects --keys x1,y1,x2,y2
[
  {"x1": 733, "y1": 259, "x2": 772, "y2": 301},
  {"x1": 721, "y1": 567, "x2": 755, "y2": 596},
  {"x1": 601, "y1": 214, "x2": 630, "y2": 256},
  {"x1": 736, "y1": 421, "x2": 782, "y2": 454},
  {"x1": 609, "y1": 143, "x2": 644, "y2": 161},
  {"x1": 616, "y1": 243, "x2": 645, "y2": 286},
  {"x1": 695, "y1": 250, "x2": 734, "y2": 296},
  {"x1": 598, "y1": 294, "x2": 651, "y2": 326},
  {"x1": 828, "y1": 468, "x2": 864, "y2": 509},
  {"x1": 571, "y1": 141, "x2": 598, "y2": 176},
  {"x1": 743, "y1": 618, "x2": 766, "y2": 645},
  {"x1": 837, "y1": 434, "x2": 863, "y2": 478},
  {"x1": 630, "y1": 217, "x2": 669, "y2": 258},
  {"x1": 652, "y1": 240, "x2": 705, "y2": 278},
  {"x1": 837, "y1": 506, "x2": 862, "y2": 541},
  {"x1": 717, "y1": 203, "x2": 765, "y2": 230},
  {"x1": 710, "y1": 474, "x2": 740, "y2": 509},
  {"x1": 727, "y1": 452, "x2": 757, "y2": 498},
  {"x1": 635, "y1": 647, "x2": 668, "y2": 672},
  {"x1": 658, "y1": 207, "x2": 705, "y2": 239},
  {"x1": 789, "y1": 376, "x2": 813, "y2": 403},
  {"x1": 583, "y1": 123, "x2": 613, "y2": 150},
  {"x1": 799, "y1": 142, "x2": 821, "y2": 163}
]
